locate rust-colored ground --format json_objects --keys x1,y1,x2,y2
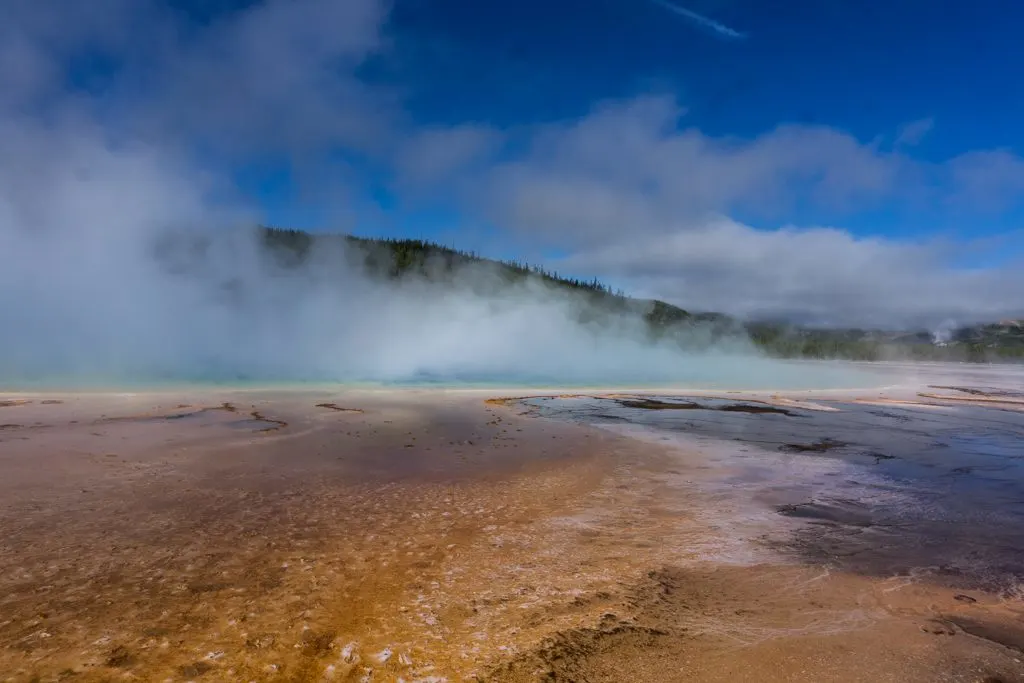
[{"x1": 0, "y1": 387, "x2": 1021, "y2": 682}]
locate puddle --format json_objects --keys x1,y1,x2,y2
[
  {"x1": 225, "y1": 419, "x2": 279, "y2": 432},
  {"x1": 778, "y1": 438, "x2": 847, "y2": 453},
  {"x1": 776, "y1": 499, "x2": 875, "y2": 527},
  {"x1": 944, "y1": 431, "x2": 1022, "y2": 459},
  {"x1": 930, "y1": 385, "x2": 1024, "y2": 399},
  {"x1": 315, "y1": 402, "x2": 363, "y2": 413},
  {"x1": 94, "y1": 404, "x2": 286, "y2": 433},
  {"x1": 616, "y1": 397, "x2": 796, "y2": 416}
]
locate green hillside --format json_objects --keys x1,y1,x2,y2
[{"x1": 258, "y1": 227, "x2": 1024, "y2": 363}]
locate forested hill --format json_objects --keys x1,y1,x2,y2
[{"x1": 259, "y1": 227, "x2": 1024, "y2": 362}]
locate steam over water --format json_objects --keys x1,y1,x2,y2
[{"x1": 0, "y1": 216, "x2": 877, "y2": 389}]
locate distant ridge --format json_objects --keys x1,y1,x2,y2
[{"x1": 258, "y1": 227, "x2": 1024, "y2": 363}]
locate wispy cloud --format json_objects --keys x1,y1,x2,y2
[
  {"x1": 458, "y1": 95, "x2": 1024, "y2": 327},
  {"x1": 646, "y1": 0, "x2": 747, "y2": 40},
  {"x1": 895, "y1": 117, "x2": 934, "y2": 147}
]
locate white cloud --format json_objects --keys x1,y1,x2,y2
[
  {"x1": 0, "y1": 0, "x2": 158, "y2": 112},
  {"x1": 895, "y1": 117, "x2": 934, "y2": 147},
  {"x1": 1, "y1": 0, "x2": 395, "y2": 156},
  {"x1": 454, "y1": 95, "x2": 1024, "y2": 327},
  {"x1": 469, "y1": 95, "x2": 916, "y2": 245},
  {"x1": 555, "y1": 218, "x2": 1024, "y2": 328},
  {"x1": 395, "y1": 124, "x2": 503, "y2": 191},
  {"x1": 946, "y1": 149, "x2": 1024, "y2": 212},
  {"x1": 152, "y1": 0, "x2": 394, "y2": 155}
]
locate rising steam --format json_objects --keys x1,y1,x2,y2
[
  {"x1": 0, "y1": 118, "x2": 864, "y2": 389},
  {"x1": 0, "y1": 0, "x2": 866, "y2": 390}
]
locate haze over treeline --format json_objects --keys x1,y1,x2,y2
[
  {"x1": 263, "y1": 227, "x2": 1024, "y2": 363},
  {"x1": 1, "y1": 215, "x2": 830, "y2": 387}
]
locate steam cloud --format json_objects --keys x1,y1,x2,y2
[
  {"x1": 0, "y1": 113, "x2": 858, "y2": 388},
  {"x1": 0, "y1": 0, "x2": 863, "y2": 389}
]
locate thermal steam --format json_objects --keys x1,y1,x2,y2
[
  {"x1": 0, "y1": 120, "x2": 864, "y2": 389},
  {"x1": 0, "y1": 0, "x2": 861, "y2": 390}
]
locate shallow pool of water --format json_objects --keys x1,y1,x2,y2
[{"x1": 526, "y1": 392, "x2": 1024, "y2": 591}]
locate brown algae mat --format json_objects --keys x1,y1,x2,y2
[{"x1": 0, "y1": 387, "x2": 1021, "y2": 682}]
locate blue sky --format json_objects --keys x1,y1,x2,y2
[
  {"x1": 283, "y1": 0, "x2": 1024, "y2": 246},
  {"x1": 3, "y1": 0, "x2": 1024, "y2": 326},
  {"x1": 380, "y1": 0, "x2": 1022, "y2": 155}
]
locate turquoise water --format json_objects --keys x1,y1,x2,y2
[{"x1": 0, "y1": 358, "x2": 885, "y2": 393}]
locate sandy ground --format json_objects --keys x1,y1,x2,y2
[{"x1": 1, "y1": 370, "x2": 1023, "y2": 682}]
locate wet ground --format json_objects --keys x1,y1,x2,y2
[
  {"x1": 1, "y1": 364, "x2": 1023, "y2": 682},
  {"x1": 520, "y1": 364, "x2": 1024, "y2": 593}
]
